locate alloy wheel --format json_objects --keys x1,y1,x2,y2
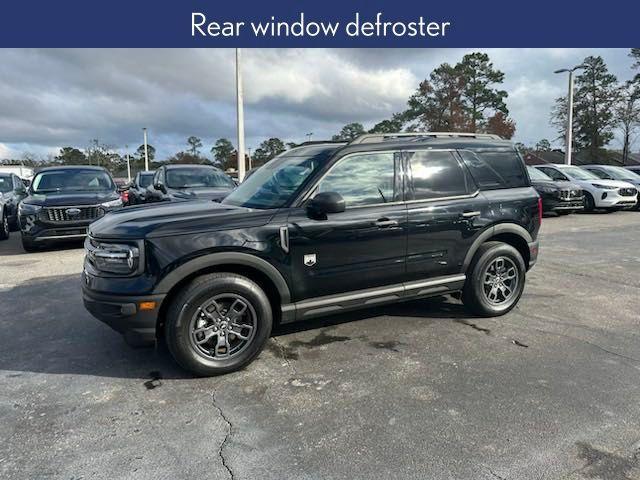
[
  {"x1": 482, "y1": 256, "x2": 519, "y2": 305},
  {"x1": 188, "y1": 293, "x2": 257, "y2": 360}
]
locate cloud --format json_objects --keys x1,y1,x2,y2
[{"x1": 0, "y1": 48, "x2": 636, "y2": 160}]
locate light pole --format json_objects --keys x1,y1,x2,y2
[
  {"x1": 236, "y1": 48, "x2": 246, "y2": 182},
  {"x1": 553, "y1": 64, "x2": 587, "y2": 165},
  {"x1": 306, "y1": 132, "x2": 313, "y2": 142},
  {"x1": 125, "y1": 144, "x2": 131, "y2": 182},
  {"x1": 142, "y1": 128, "x2": 149, "y2": 171},
  {"x1": 247, "y1": 147, "x2": 252, "y2": 170}
]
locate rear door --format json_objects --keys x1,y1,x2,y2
[
  {"x1": 404, "y1": 149, "x2": 484, "y2": 281},
  {"x1": 287, "y1": 151, "x2": 408, "y2": 301}
]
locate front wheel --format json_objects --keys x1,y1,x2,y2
[
  {"x1": 583, "y1": 192, "x2": 595, "y2": 212},
  {"x1": 21, "y1": 235, "x2": 39, "y2": 252},
  {"x1": 165, "y1": 273, "x2": 272, "y2": 376},
  {"x1": 462, "y1": 241, "x2": 526, "y2": 317}
]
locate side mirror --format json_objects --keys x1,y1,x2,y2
[
  {"x1": 16, "y1": 185, "x2": 27, "y2": 195},
  {"x1": 154, "y1": 181, "x2": 167, "y2": 193},
  {"x1": 307, "y1": 192, "x2": 345, "y2": 217}
]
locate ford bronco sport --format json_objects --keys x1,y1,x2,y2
[{"x1": 82, "y1": 133, "x2": 541, "y2": 376}]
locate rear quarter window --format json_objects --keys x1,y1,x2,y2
[{"x1": 459, "y1": 148, "x2": 529, "y2": 189}]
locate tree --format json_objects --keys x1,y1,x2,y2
[
  {"x1": 630, "y1": 48, "x2": 640, "y2": 83},
  {"x1": 570, "y1": 56, "x2": 620, "y2": 159},
  {"x1": 483, "y1": 112, "x2": 515, "y2": 139},
  {"x1": 211, "y1": 138, "x2": 235, "y2": 170},
  {"x1": 331, "y1": 123, "x2": 365, "y2": 141},
  {"x1": 167, "y1": 151, "x2": 203, "y2": 164},
  {"x1": 56, "y1": 147, "x2": 87, "y2": 165},
  {"x1": 85, "y1": 139, "x2": 112, "y2": 167},
  {"x1": 186, "y1": 136, "x2": 203, "y2": 156},
  {"x1": 535, "y1": 139, "x2": 552, "y2": 151},
  {"x1": 252, "y1": 138, "x2": 286, "y2": 166},
  {"x1": 514, "y1": 142, "x2": 529, "y2": 154},
  {"x1": 286, "y1": 142, "x2": 299, "y2": 149},
  {"x1": 405, "y1": 63, "x2": 467, "y2": 131},
  {"x1": 369, "y1": 113, "x2": 407, "y2": 133},
  {"x1": 616, "y1": 83, "x2": 640, "y2": 165},
  {"x1": 457, "y1": 52, "x2": 509, "y2": 132},
  {"x1": 136, "y1": 144, "x2": 156, "y2": 162}
]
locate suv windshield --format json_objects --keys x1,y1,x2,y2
[
  {"x1": 32, "y1": 169, "x2": 115, "y2": 193},
  {"x1": 138, "y1": 173, "x2": 155, "y2": 188},
  {"x1": 605, "y1": 166, "x2": 640, "y2": 181},
  {"x1": 222, "y1": 148, "x2": 331, "y2": 209},
  {"x1": 165, "y1": 167, "x2": 235, "y2": 189},
  {"x1": 527, "y1": 167, "x2": 552, "y2": 181},
  {"x1": 0, "y1": 175, "x2": 12, "y2": 193},
  {"x1": 561, "y1": 167, "x2": 599, "y2": 181}
]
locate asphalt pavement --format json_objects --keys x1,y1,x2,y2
[{"x1": 1, "y1": 211, "x2": 640, "y2": 480}]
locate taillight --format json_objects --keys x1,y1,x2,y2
[{"x1": 537, "y1": 197, "x2": 543, "y2": 225}]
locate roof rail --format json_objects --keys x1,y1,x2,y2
[
  {"x1": 349, "y1": 132, "x2": 503, "y2": 144},
  {"x1": 296, "y1": 140, "x2": 349, "y2": 147}
]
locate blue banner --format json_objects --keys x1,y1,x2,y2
[{"x1": 2, "y1": 0, "x2": 639, "y2": 47}]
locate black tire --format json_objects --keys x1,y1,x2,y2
[
  {"x1": 165, "y1": 272, "x2": 272, "y2": 376},
  {"x1": 583, "y1": 192, "x2": 595, "y2": 212},
  {"x1": 462, "y1": 241, "x2": 526, "y2": 317},
  {"x1": 21, "y1": 235, "x2": 39, "y2": 252},
  {"x1": 0, "y1": 212, "x2": 9, "y2": 240}
]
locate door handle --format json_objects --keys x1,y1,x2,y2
[
  {"x1": 376, "y1": 218, "x2": 399, "y2": 228},
  {"x1": 460, "y1": 211, "x2": 481, "y2": 218}
]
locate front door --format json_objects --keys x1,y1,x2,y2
[{"x1": 287, "y1": 151, "x2": 407, "y2": 302}]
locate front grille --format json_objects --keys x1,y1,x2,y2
[
  {"x1": 560, "y1": 189, "x2": 583, "y2": 199},
  {"x1": 618, "y1": 188, "x2": 637, "y2": 197},
  {"x1": 44, "y1": 206, "x2": 105, "y2": 223}
]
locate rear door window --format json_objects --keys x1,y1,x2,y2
[
  {"x1": 405, "y1": 150, "x2": 472, "y2": 200},
  {"x1": 459, "y1": 149, "x2": 529, "y2": 189}
]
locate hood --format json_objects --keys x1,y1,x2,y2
[
  {"x1": 88, "y1": 200, "x2": 275, "y2": 239},
  {"x1": 167, "y1": 187, "x2": 232, "y2": 202},
  {"x1": 586, "y1": 179, "x2": 637, "y2": 189},
  {"x1": 23, "y1": 191, "x2": 119, "y2": 207}
]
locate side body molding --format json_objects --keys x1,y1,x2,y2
[
  {"x1": 462, "y1": 223, "x2": 533, "y2": 270},
  {"x1": 154, "y1": 252, "x2": 292, "y2": 304}
]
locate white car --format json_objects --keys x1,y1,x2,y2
[{"x1": 535, "y1": 164, "x2": 637, "y2": 212}]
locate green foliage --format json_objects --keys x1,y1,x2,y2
[
  {"x1": 535, "y1": 139, "x2": 551, "y2": 151},
  {"x1": 369, "y1": 113, "x2": 407, "y2": 133},
  {"x1": 331, "y1": 123, "x2": 365, "y2": 141},
  {"x1": 186, "y1": 136, "x2": 203, "y2": 156},
  {"x1": 252, "y1": 138, "x2": 286, "y2": 166},
  {"x1": 56, "y1": 147, "x2": 87, "y2": 165},
  {"x1": 211, "y1": 138, "x2": 235, "y2": 170}
]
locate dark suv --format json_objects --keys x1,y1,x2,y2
[
  {"x1": 82, "y1": 133, "x2": 541, "y2": 376},
  {"x1": 145, "y1": 164, "x2": 236, "y2": 203},
  {"x1": 19, "y1": 166, "x2": 123, "y2": 251}
]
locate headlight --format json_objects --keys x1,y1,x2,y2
[
  {"x1": 18, "y1": 203, "x2": 42, "y2": 215},
  {"x1": 87, "y1": 240, "x2": 140, "y2": 274},
  {"x1": 101, "y1": 198, "x2": 123, "y2": 209},
  {"x1": 592, "y1": 183, "x2": 616, "y2": 190}
]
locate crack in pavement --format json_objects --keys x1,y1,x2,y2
[
  {"x1": 212, "y1": 391, "x2": 235, "y2": 480},
  {"x1": 485, "y1": 466, "x2": 507, "y2": 480},
  {"x1": 505, "y1": 312, "x2": 640, "y2": 371}
]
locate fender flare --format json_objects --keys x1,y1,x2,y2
[
  {"x1": 462, "y1": 223, "x2": 533, "y2": 270},
  {"x1": 154, "y1": 252, "x2": 291, "y2": 304}
]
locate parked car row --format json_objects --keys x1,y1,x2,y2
[{"x1": 528, "y1": 164, "x2": 640, "y2": 215}]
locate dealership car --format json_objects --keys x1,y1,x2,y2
[
  {"x1": 582, "y1": 165, "x2": 640, "y2": 210},
  {"x1": 83, "y1": 133, "x2": 541, "y2": 376},
  {"x1": 535, "y1": 164, "x2": 637, "y2": 212},
  {"x1": 0, "y1": 172, "x2": 29, "y2": 229},
  {"x1": 19, "y1": 166, "x2": 123, "y2": 251},
  {"x1": 145, "y1": 164, "x2": 236, "y2": 203},
  {"x1": 127, "y1": 171, "x2": 155, "y2": 205},
  {"x1": 526, "y1": 166, "x2": 583, "y2": 215},
  {"x1": 0, "y1": 194, "x2": 9, "y2": 240}
]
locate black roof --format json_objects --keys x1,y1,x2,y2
[
  {"x1": 37, "y1": 165, "x2": 109, "y2": 172},
  {"x1": 164, "y1": 164, "x2": 223, "y2": 170}
]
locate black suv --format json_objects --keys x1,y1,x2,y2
[
  {"x1": 145, "y1": 164, "x2": 236, "y2": 203},
  {"x1": 526, "y1": 166, "x2": 583, "y2": 215},
  {"x1": 19, "y1": 166, "x2": 123, "y2": 251},
  {"x1": 0, "y1": 172, "x2": 29, "y2": 230},
  {"x1": 82, "y1": 133, "x2": 541, "y2": 376}
]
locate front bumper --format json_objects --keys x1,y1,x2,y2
[
  {"x1": 594, "y1": 190, "x2": 638, "y2": 208},
  {"x1": 82, "y1": 276, "x2": 164, "y2": 347},
  {"x1": 527, "y1": 240, "x2": 539, "y2": 270}
]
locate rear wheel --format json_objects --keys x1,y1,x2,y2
[
  {"x1": 0, "y1": 212, "x2": 9, "y2": 240},
  {"x1": 165, "y1": 273, "x2": 272, "y2": 376},
  {"x1": 462, "y1": 241, "x2": 526, "y2": 317},
  {"x1": 583, "y1": 192, "x2": 595, "y2": 212}
]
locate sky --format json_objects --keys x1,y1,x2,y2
[{"x1": 0, "y1": 48, "x2": 636, "y2": 161}]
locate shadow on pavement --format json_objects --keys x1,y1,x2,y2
[
  {"x1": 0, "y1": 232, "x2": 84, "y2": 257},
  {"x1": 0, "y1": 271, "x2": 472, "y2": 379}
]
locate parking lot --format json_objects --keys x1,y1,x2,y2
[{"x1": 1, "y1": 211, "x2": 639, "y2": 480}]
